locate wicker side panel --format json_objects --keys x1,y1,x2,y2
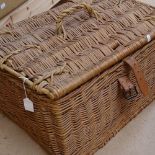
[
  {"x1": 0, "y1": 72, "x2": 62, "y2": 154},
  {"x1": 0, "y1": 41, "x2": 155, "y2": 155},
  {"x1": 52, "y1": 41, "x2": 155, "y2": 154}
]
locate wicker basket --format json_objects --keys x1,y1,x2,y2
[{"x1": 0, "y1": 0, "x2": 155, "y2": 154}]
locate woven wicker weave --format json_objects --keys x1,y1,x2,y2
[{"x1": 0, "y1": 0, "x2": 155, "y2": 154}]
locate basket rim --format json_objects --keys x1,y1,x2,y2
[{"x1": 1, "y1": 33, "x2": 155, "y2": 100}]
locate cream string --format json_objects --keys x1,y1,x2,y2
[{"x1": 19, "y1": 77, "x2": 29, "y2": 98}]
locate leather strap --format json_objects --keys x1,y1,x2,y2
[
  {"x1": 118, "y1": 76, "x2": 138, "y2": 100},
  {"x1": 124, "y1": 57, "x2": 148, "y2": 96}
]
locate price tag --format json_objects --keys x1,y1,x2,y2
[{"x1": 23, "y1": 98, "x2": 34, "y2": 112}]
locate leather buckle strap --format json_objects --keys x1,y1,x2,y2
[
  {"x1": 118, "y1": 76, "x2": 138, "y2": 100},
  {"x1": 118, "y1": 57, "x2": 148, "y2": 100},
  {"x1": 124, "y1": 57, "x2": 148, "y2": 96}
]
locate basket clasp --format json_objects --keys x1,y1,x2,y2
[
  {"x1": 118, "y1": 76, "x2": 138, "y2": 100},
  {"x1": 118, "y1": 57, "x2": 148, "y2": 100}
]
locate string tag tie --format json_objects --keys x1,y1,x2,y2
[{"x1": 19, "y1": 77, "x2": 34, "y2": 112}]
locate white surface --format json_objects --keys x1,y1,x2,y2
[{"x1": 0, "y1": 113, "x2": 47, "y2": 155}]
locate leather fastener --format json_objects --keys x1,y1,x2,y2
[
  {"x1": 124, "y1": 57, "x2": 148, "y2": 96},
  {"x1": 118, "y1": 76, "x2": 138, "y2": 100}
]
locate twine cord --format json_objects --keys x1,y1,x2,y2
[
  {"x1": 19, "y1": 77, "x2": 29, "y2": 98},
  {"x1": 56, "y1": 3, "x2": 100, "y2": 38}
]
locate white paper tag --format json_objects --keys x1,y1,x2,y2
[
  {"x1": 0, "y1": 2, "x2": 6, "y2": 10},
  {"x1": 23, "y1": 98, "x2": 34, "y2": 112},
  {"x1": 146, "y1": 34, "x2": 151, "y2": 42}
]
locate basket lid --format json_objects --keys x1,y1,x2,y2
[{"x1": 0, "y1": 0, "x2": 155, "y2": 100}]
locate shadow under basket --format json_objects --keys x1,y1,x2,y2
[{"x1": 0, "y1": 0, "x2": 155, "y2": 154}]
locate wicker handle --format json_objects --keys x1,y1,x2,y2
[
  {"x1": 119, "y1": 57, "x2": 149, "y2": 100},
  {"x1": 56, "y1": 3, "x2": 100, "y2": 38}
]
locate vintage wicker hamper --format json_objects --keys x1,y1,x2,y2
[{"x1": 0, "y1": 0, "x2": 155, "y2": 154}]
